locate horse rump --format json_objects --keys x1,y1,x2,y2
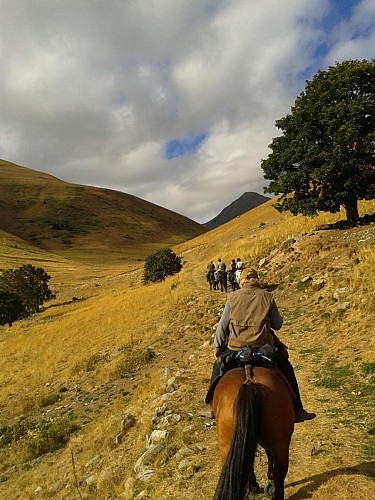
[{"x1": 214, "y1": 381, "x2": 262, "y2": 500}]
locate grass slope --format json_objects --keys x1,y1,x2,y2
[
  {"x1": 0, "y1": 198, "x2": 374, "y2": 499},
  {"x1": 0, "y1": 160, "x2": 206, "y2": 262}
]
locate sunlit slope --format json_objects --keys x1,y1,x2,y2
[
  {"x1": 175, "y1": 196, "x2": 375, "y2": 267},
  {"x1": 0, "y1": 159, "x2": 206, "y2": 261},
  {"x1": 0, "y1": 194, "x2": 374, "y2": 499}
]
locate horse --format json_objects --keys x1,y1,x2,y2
[
  {"x1": 235, "y1": 269, "x2": 242, "y2": 287},
  {"x1": 227, "y1": 270, "x2": 239, "y2": 291},
  {"x1": 213, "y1": 366, "x2": 295, "y2": 500},
  {"x1": 206, "y1": 270, "x2": 218, "y2": 290},
  {"x1": 217, "y1": 270, "x2": 227, "y2": 293}
]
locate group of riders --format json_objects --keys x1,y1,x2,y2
[{"x1": 206, "y1": 257, "x2": 244, "y2": 292}]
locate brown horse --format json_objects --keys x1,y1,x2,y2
[{"x1": 213, "y1": 366, "x2": 294, "y2": 500}]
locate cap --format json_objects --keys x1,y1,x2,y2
[{"x1": 246, "y1": 269, "x2": 259, "y2": 279}]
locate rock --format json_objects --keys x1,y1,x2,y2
[
  {"x1": 333, "y1": 287, "x2": 350, "y2": 300},
  {"x1": 337, "y1": 302, "x2": 351, "y2": 311},
  {"x1": 134, "y1": 444, "x2": 164, "y2": 473},
  {"x1": 175, "y1": 447, "x2": 194, "y2": 461},
  {"x1": 146, "y1": 430, "x2": 169, "y2": 448},
  {"x1": 160, "y1": 368, "x2": 173, "y2": 381},
  {"x1": 300, "y1": 275, "x2": 312, "y2": 283},
  {"x1": 34, "y1": 486, "x2": 42, "y2": 494},
  {"x1": 135, "y1": 469, "x2": 154, "y2": 481},
  {"x1": 200, "y1": 340, "x2": 210, "y2": 348},
  {"x1": 154, "y1": 404, "x2": 167, "y2": 416},
  {"x1": 182, "y1": 425, "x2": 194, "y2": 433},
  {"x1": 156, "y1": 413, "x2": 181, "y2": 428},
  {"x1": 312, "y1": 278, "x2": 325, "y2": 291},
  {"x1": 114, "y1": 433, "x2": 123, "y2": 445},
  {"x1": 194, "y1": 444, "x2": 206, "y2": 452},
  {"x1": 121, "y1": 414, "x2": 136, "y2": 432},
  {"x1": 177, "y1": 459, "x2": 198, "y2": 479},
  {"x1": 85, "y1": 474, "x2": 97, "y2": 486},
  {"x1": 258, "y1": 257, "x2": 267, "y2": 267},
  {"x1": 279, "y1": 238, "x2": 296, "y2": 252},
  {"x1": 165, "y1": 384, "x2": 175, "y2": 394}
]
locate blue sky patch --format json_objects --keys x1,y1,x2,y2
[{"x1": 165, "y1": 133, "x2": 207, "y2": 160}]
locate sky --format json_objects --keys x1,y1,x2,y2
[{"x1": 0, "y1": 1, "x2": 374, "y2": 223}]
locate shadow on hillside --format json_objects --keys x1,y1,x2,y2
[
  {"x1": 315, "y1": 212, "x2": 375, "y2": 231},
  {"x1": 45, "y1": 296, "x2": 87, "y2": 310},
  {"x1": 286, "y1": 461, "x2": 375, "y2": 499}
]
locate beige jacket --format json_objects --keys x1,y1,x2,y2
[{"x1": 214, "y1": 283, "x2": 283, "y2": 353}]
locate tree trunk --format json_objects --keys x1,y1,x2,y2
[{"x1": 344, "y1": 199, "x2": 359, "y2": 227}]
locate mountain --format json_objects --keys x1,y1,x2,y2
[
  {"x1": 0, "y1": 159, "x2": 206, "y2": 260},
  {"x1": 204, "y1": 191, "x2": 270, "y2": 229}
]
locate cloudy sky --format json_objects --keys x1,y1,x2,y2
[{"x1": 0, "y1": 0, "x2": 374, "y2": 223}]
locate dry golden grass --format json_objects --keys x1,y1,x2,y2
[{"x1": 0, "y1": 198, "x2": 374, "y2": 499}]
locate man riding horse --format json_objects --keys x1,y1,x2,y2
[
  {"x1": 202, "y1": 269, "x2": 316, "y2": 423},
  {"x1": 216, "y1": 259, "x2": 227, "y2": 293}
]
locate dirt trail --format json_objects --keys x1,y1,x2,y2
[{"x1": 185, "y1": 256, "x2": 374, "y2": 499}]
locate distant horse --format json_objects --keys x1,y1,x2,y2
[
  {"x1": 227, "y1": 270, "x2": 238, "y2": 291},
  {"x1": 217, "y1": 270, "x2": 227, "y2": 293},
  {"x1": 213, "y1": 366, "x2": 294, "y2": 500},
  {"x1": 235, "y1": 269, "x2": 242, "y2": 287},
  {"x1": 206, "y1": 270, "x2": 218, "y2": 290}
]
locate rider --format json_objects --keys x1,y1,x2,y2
[
  {"x1": 203, "y1": 269, "x2": 316, "y2": 423},
  {"x1": 217, "y1": 258, "x2": 226, "y2": 272},
  {"x1": 236, "y1": 257, "x2": 244, "y2": 271},
  {"x1": 206, "y1": 261, "x2": 215, "y2": 273}
]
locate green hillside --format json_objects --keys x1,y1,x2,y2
[{"x1": 0, "y1": 160, "x2": 206, "y2": 262}]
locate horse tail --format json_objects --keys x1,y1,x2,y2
[{"x1": 214, "y1": 381, "x2": 262, "y2": 500}]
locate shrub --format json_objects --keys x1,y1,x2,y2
[
  {"x1": 143, "y1": 248, "x2": 182, "y2": 283},
  {"x1": 27, "y1": 418, "x2": 79, "y2": 459},
  {"x1": 113, "y1": 346, "x2": 156, "y2": 379}
]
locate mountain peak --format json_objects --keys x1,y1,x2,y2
[{"x1": 204, "y1": 192, "x2": 270, "y2": 229}]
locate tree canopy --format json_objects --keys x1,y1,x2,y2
[
  {"x1": 143, "y1": 248, "x2": 182, "y2": 283},
  {"x1": 0, "y1": 264, "x2": 55, "y2": 319},
  {"x1": 261, "y1": 59, "x2": 375, "y2": 226},
  {"x1": 0, "y1": 291, "x2": 25, "y2": 327}
]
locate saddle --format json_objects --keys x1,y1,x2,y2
[
  {"x1": 219, "y1": 344, "x2": 277, "y2": 373},
  {"x1": 205, "y1": 345, "x2": 295, "y2": 404}
]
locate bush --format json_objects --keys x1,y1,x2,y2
[
  {"x1": 27, "y1": 418, "x2": 79, "y2": 459},
  {"x1": 113, "y1": 346, "x2": 156, "y2": 379},
  {"x1": 143, "y1": 248, "x2": 182, "y2": 283}
]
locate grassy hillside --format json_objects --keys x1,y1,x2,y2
[
  {"x1": 0, "y1": 160, "x2": 206, "y2": 262},
  {"x1": 0, "y1": 198, "x2": 374, "y2": 499}
]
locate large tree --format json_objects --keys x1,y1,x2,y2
[
  {"x1": 261, "y1": 59, "x2": 375, "y2": 226},
  {"x1": 0, "y1": 264, "x2": 55, "y2": 315},
  {"x1": 0, "y1": 291, "x2": 25, "y2": 327}
]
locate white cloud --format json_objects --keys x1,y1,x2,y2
[{"x1": 0, "y1": 0, "x2": 373, "y2": 223}]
